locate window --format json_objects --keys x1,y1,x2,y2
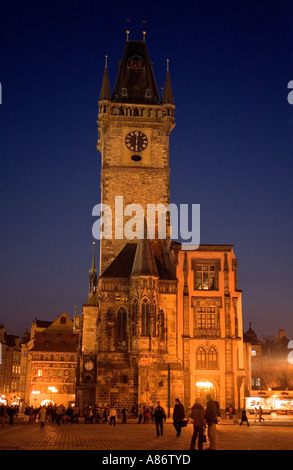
[
  {"x1": 127, "y1": 56, "x2": 145, "y2": 68},
  {"x1": 141, "y1": 298, "x2": 150, "y2": 336},
  {"x1": 121, "y1": 88, "x2": 128, "y2": 97},
  {"x1": 132, "y1": 299, "x2": 138, "y2": 336},
  {"x1": 60, "y1": 316, "x2": 66, "y2": 324},
  {"x1": 195, "y1": 265, "x2": 216, "y2": 290},
  {"x1": 196, "y1": 307, "x2": 216, "y2": 329},
  {"x1": 117, "y1": 308, "x2": 127, "y2": 343},
  {"x1": 208, "y1": 347, "x2": 218, "y2": 369},
  {"x1": 196, "y1": 347, "x2": 206, "y2": 369}
]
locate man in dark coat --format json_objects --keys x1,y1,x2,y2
[
  {"x1": 173, "y1": 398, "x2": 185, "y2": 437},
  {"x1": 153, "y1": 401, "x2": 166, "y2": 437},
  {"x1": 204, "y1": 394, "x2": 218, "y2": 450}
]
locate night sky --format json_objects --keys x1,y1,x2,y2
[{"x1": 1, "y1": 0, "x2": 292, "y2": 338}]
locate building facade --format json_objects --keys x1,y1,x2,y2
[
  {"x1": 76, "y1": 34, "x2": 250, "y2": 415},
  {"x1": 20, "y1": 313, "x2": 79, "y2": 407},
  {"x1": 0, "y1": 325, "x2": 21, "y2": 405}
]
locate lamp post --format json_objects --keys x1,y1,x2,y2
[{"x1": 48, "y1": 386, "x2": 58, "y2": 405}]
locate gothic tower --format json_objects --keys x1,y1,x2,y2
[
  {"x1": 97, "y1": 34, "x2": 175, "y2": 275},
  {"x1": 76, "y1": 33, "x2": 184, "y2": 412}
]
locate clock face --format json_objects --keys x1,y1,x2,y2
[
  {"x1": 125, "y1": 131, "x2": 148, "y2": 152},
  {"x1": 84, "y1": 361, "x2": 93, "y2": 371}
]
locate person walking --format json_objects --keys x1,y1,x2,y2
[
  {"x1": 138, "y1": 404, "x2": 143, "y2": 424},
  {"x1": 204, "y1": 394, "x2": 218, "y2": 450},
  {"x1": 153, "y1": 401, "x2": 166, "y2": 437},
  {"x1": 0, "y1": 404, "x2": 6, "y2": 428},
  {"x1": 173, "y1": 398, "x2": 185, "y2": 437},
  {"x1": 39, "y1": 405, "x2": 46, "y2": 428},
  {"x1": 258, "y1": 405, "x2": 265, "y2": 422},
  {"x1": 73, "y1": 405, "x2": 80, "y2": 424},
  {"x1": 239, "y1": 408, "x2": 249, "y2": 426},
  {"x1": 189, "y1": 397, "x2": 206, "y2": 450},
  {"x1": 109, "y1": 407, "x2": 117, "y2": 426}
]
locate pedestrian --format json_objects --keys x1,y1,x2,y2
[
  {"x1": 93, "y1": 405, "x2": 100, "y2": 424},
  {"x1": 109, "y1": 407, "x2": 117, "y2": 426},
  {"x1": 122, "y1": 407, "x2": 127, "y2": 424},
  {"x1": 24, "y1": 406, "x2": 30, "y2": 422},
  {"x1": 254, "y1": 406, "x2": 258, "y2": 422},
  {"x1": 204, "y1": 394, "x2": 218, "y2": 450},
  {"x1": 103, "y1": 406, "x2": 108, "y2": 424},
  {"x1": 138, "y1": 404, "x2": 143, "y2": 424},
  {"x1": 143, "y1": 405, "x2": 151, "y2": 423},
  {"x1": 0, "y1": 404, "x2": 6, "y2": 428},
  {"x1": 153, "y1": 401, "x2": 166, "y2": 437},
  {"x1": 189, "y1": 397, "x2": 206, "y2": 450},
  {"x1": 173, "y1": 398, "x2": 185, "y2": 437},
  {"x1": 239, "y1": 408, "x2": 249, "y2": 426},
  {"x1": 39, "y1": 405, "x2": 46, "y2": 428},
  {"x1": 258, "y1": 405, "x2": 265, "y2": 422},
  {"x1": 7, "y1": 406, "x2": 16, "y2": 425},
  {"x1": 73, "y1": 405, "x2": 80, "y2": 424}
]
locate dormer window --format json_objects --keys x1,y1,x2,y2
[
  {"x1": 121, "y1": 88, "x2": 128, "y2": 97},
  {"x1": 127, "y1": 56, "x2": 145, "y2": 68},
  {"x1": 145, "y1": 89, "x2": 152, "y2": 98}
]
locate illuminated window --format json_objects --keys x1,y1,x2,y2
[
  {"x1": 195, "y1": 265, "x2": 216, "y2": 290},
  {"x1": 37, "y1": 369, "x2": 42, "y2": 377}
]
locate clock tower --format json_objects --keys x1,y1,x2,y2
[{"x1": 97, "y1": 34, "x2": 175, "y2": 274}]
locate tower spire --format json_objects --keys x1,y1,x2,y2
[
  {"x1": 89, "y1": 242, "x2": 98, "y2": 298},
  {"x1": 162, "y1": 59, "x2": 174, "y2": 105},
  {"x1": 99, "y1": 55, "x2": 111, "y2": 101}
]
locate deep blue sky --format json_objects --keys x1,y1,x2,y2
[{"x1": 0, "y1": 0, "x2": 292, "y2": 338}]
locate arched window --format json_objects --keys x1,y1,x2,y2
[
  {"x1": 141, "y1": 298, "x2": 150, "y2": 336},
  {"x1": 60, "y1": 316, "x2": 66, "y2": 324},
  {"x1": 132, "y1": 299, "x2": 138, "y2": 336},
  {"x1": 208, "y1": 347, "x2": 218, "y2": 369},
  {"x1": 152, "y1": 301, "x2": 157, "y2": 337},
  {"x1": 117, "y1": 308, "x2": 127, "y2": 343},
  {"x1": 196, "y1": 347, "x2": 206, "y2": 369}
]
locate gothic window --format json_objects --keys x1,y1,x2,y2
[
  {"x1": 152, "y1": 301, "x2": 157, "y2": 337},
  {"x1": 132, "y1": 299, "x2": 138, "y2": 336},
  {"x1": 196, "y1": 347, "x2": 206, "y2": 369},
  {"x1": 141, "y1": 298, "x2": 150, "y2": 336},
  {"x1": 117, "y1": 308, "x2": 127, "y2": 343},
  {"x1": 208, "y1": 347, "x2": 218, "y2": 369}
]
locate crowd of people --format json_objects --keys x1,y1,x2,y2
[{"x1": 1, "y1": 396, "x2": 257, "y2": 450}]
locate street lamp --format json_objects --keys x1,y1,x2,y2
[{"x1": 48, "y1": 387, "x2": 58, "y2": 404}]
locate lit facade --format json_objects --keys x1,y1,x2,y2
[
  {"x1": 20, "y1": 313, "x2": 79, "y2": 407},
  {"x1": 76, "y1": 35, "x2": 250, "y2": 415}
]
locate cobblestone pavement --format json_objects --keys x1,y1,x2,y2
[{"x1": 0, "y1": 417, "x2": 292, "y2": 451}]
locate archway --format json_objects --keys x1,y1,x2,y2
[{"x1": 195, "y1": 379, "x2": 217, "y2": 404}]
